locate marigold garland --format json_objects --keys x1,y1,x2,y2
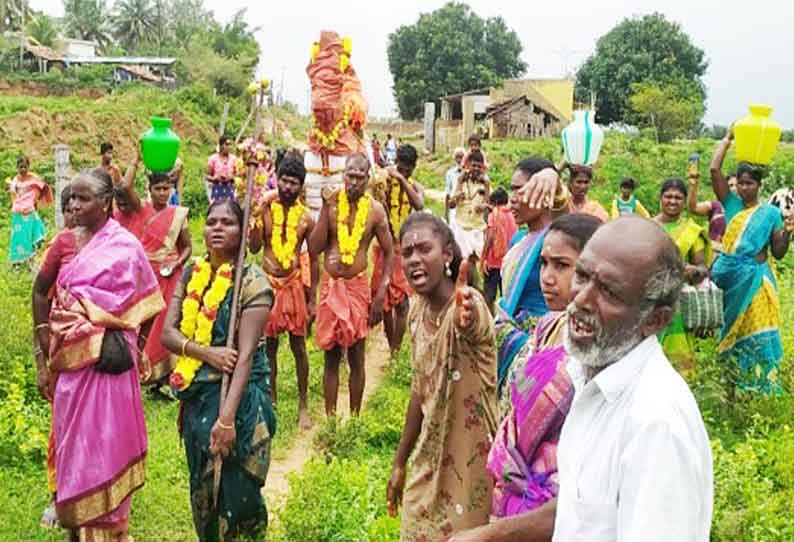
[
  {"x1": 271, "y1": 200, "x2": 305, "y2": 270},
  {"x1": 311, "y1": 103, "x2": 352, "y2": 150},
  {"x1": 389, "y1": 180, "x2": 411, "y2": 236},
  {"x1": 169, "y1": 258, "x2": 234, "y2": 391},
  {"x1": 337, "y1": 190, "x2": 370, "y2": 265}
]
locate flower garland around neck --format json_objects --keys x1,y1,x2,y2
[
  {"x1": 337, "y1": 189, "x2": 371, "y2": 265},
  {"x1": 169, "y1": 257, "x2": 234, "y2": 391},
  {"x1": 389, "y1": 179, "x2": 411, "y2": 237},
  {"x1": 271, "y1": 199, "x2": 305, "y2": 270}
]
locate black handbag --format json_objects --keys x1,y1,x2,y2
[{"x1": 95, "y1": 329, "x2": 134, "y2": 375}]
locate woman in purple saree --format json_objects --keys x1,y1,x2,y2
[
  {"x1": 33, "y1": 169, "x2": 164, "y2": 542},
  {"x1": 487, "y1": 214, "x2": 601, "y2": 519}
]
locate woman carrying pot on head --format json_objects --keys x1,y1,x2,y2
[
  {"x1": 114, "y1": 148, "x2": 192, "y2": 387},
  {"x1": 710, "y1": 128, "x2": 792, "y2": 393}
]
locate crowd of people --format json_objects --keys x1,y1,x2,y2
[{"x1": 16, "y1": 122, "x2": 793, "y2": 541}]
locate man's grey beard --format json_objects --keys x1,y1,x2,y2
[{"x1": 563, "y1": 302, "x2": 650, "y2": 370}]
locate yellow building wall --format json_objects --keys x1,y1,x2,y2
[{"x1": 490, "y1": 78, "x2": 575, "y2": 123}]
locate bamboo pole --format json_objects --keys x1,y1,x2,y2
[{"x1": 212, "y1": 86, "x2": 265, "y2": 541}]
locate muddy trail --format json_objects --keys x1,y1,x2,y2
[{"x1": 263, "y1": 330, "x2": 392, "y2": 508}]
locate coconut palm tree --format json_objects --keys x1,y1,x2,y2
[
  {"x1": 0, "y1": 0, "x2": 31, "y2": 31},
  {"x1": 26, "y1": 13, "x2": 59, "y2": 47},
  {"x1": 112, "y1": 0, "x2": 155, "y2": 52},
  {"x1": 62, "y1": 0, "x2": 113, "y2": 50}
]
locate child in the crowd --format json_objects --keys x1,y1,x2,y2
[
  {"x1": 462, "y1": 132, "x2": 489, "y2": 170},
  {"x1": 481, "y1": 187, "x2": 518, "y2": 312},
  {"x1": 610, "y1": 177, "x2": 650, "y2": 219}
]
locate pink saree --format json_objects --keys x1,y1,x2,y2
[
  {"x1": 49, "y1": 218, "x2": 164, "y2": 539},
  {"x1": 486, "y1": 313, "x2": 574, "y2": 518}
]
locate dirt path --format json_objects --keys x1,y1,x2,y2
[{"x1": 264, "y1": 329, "x2": 393, "y2": 507}]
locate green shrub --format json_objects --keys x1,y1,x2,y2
[{"x1": 278, "y1": 456, "x2": 398, "y2": 542}]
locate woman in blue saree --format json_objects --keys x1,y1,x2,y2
[
  {"x1": 495, "y1": 158, "x2": 569, "y2": 409},
  {"x1": 710, "y1": 130, "x2": 792, "y2": 393}
]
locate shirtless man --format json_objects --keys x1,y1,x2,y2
[
  {"x1": 309, "y1": 153, "x2": 393, "y2": 416},
  {"x1": 249, "y1": 154, "x2": 318, "y2": 430},
  {"x1": 375, "y1": 143, "x2": 424, "y2": 359}
]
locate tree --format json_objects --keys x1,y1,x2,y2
[
  {"x1": 112, "y1": 0, "x2": 155, "y2": 51},
  {"x1": 0, "y1": 0, "x2": 30, "y2": 31},
  {"x1": 387, "y1": 2, "x2": 526, "y2": 119},
  {"x1": 26, "y1": 13, "x2": 59, "y2": 47},
  {"x1": 63, "y1": 0, "x2": 113, "y2": 50},
  {"x1": 167, "y1": 0, "x2": 212, "y2": 50},
  {"x1": 177, "y1": 34, "x2": 251, "y2": 96},
  {"x1": 575, "y1": 12, "x2": 707, "y2": 125},
  {"x1": 628, "y1": 82, "x2": 704, "y2": 143},
  {"x1": 210, "y1": 8, "x2": 259, "y2": 62}
]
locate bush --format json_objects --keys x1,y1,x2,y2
[{"x1": 277, "y1": 456, "x2": 398, "y2": 542}]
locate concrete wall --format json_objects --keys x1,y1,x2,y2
[
  {"x1": 368, "y1": 121, "x2": 423, "y2": 138},
  {"x1": 435, "y1": 120, "x2": 464, "y2": 153}
]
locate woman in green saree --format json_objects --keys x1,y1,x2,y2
[
  {"x1": 654, "y1": 177, "x2": 712, "y2": 372},
  {"x1": 162, "y1": 199, "x2": 276, "y2": 541}
]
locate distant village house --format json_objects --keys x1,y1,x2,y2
[
  {"x1": 433, "y1": 78, "x2": 576, "y2": 152},
  {"x1": 17, "y1": 35, "x2": 175, "y2": 87}
]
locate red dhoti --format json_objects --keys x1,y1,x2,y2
[
  {"x1": 315, "y1": 271, "x2": 371, "y2": 350},
  {"x1": 265, "y1": 269, "x2": 309, "y2": 337},
  {"x1": 371, "y1": 245, "x2": 412, "y2": 313}
]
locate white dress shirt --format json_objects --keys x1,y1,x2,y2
[{"x1": 552, "y1": 335, "x2": 713, "y2": 542}]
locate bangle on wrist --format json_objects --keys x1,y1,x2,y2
[
  {"x1": 217, "y1": 418, "x2": 234, "y2": 430},
  {"x1": 35, "y1": 323, "x2": 50, "y2": 331},
  {"x1": 181, "y1": 338, "x2": 190, "y2": 357}
]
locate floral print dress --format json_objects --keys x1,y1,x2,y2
[{"x1": 401, "y1": 291, "x2": 497, "y2": 542}]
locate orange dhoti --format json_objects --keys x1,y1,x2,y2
[
  {"x1": 371, "y1": 245, "x2": 412, "y2": 313},
  {"x1": 265, "y1": 269, "x2": 309, "y2": 337},
  {"x1": 315, "y1": 271, "x2": 371, "y2": 350}
]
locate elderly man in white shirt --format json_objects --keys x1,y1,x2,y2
[
  {"x1": 444, "y1": 147, "x2": 465, "y2": 224},
  {"x1": 553, "y1": 216, "x2": 713, "y2": 542}
]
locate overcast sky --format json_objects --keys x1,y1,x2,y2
[{"x1": 30, "y1": 0, "x2": 794, "y2": 127}]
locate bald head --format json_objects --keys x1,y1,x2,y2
[{"x1": 588, "y1": 216, "x2": 683, "y2": 308}]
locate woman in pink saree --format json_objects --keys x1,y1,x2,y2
[
  {"x1": 486, "y1": 214, "x2": 601, "y2": 519},
  {"x1": 32, "y1": 169, "x2": 164, "y2": 542},
  {"x1": 114, "y1": 160, "x2": 192, "y2": 385}
]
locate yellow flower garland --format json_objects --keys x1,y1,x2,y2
[
  {"x1": 169, "y1": 258, "x2": 234, "y2": 391},
  {"x1": 389, "y1": 180, "x2": 411, "y2": 236},
  {"x1": 271, "y1": 200, "x2": 305, "y2": 270},
  {"x1": 337, "y1": 190, "x2": 370, "y2": 265},
  {"x1": 311, "y1": 103, "x2": 352, "y2": 150}
]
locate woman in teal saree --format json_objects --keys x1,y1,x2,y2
[{"x1": 162, "y1": 200, "x2": 276, "y2": 541}]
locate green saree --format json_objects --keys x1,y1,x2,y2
[
  {"x1": 658, "y1": 218, "x2": 712, "y2": 372},
  {"x1": 176, "y1": 264, "x2": 276, "y2": 542}
]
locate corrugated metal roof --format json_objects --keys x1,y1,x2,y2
[
  {"x1": 118, "y1": 64, "x2": 162, "y2": 82},
  {"x1": 24, "y1": 42, "x2": 63, "y2": 62},
  {"x1": 64, "y1": 56, "x2": 176, "y2": 65}
]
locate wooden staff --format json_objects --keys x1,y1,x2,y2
[{"x1": 212, "y1": 86, "x2": 265, "y2": 537}]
